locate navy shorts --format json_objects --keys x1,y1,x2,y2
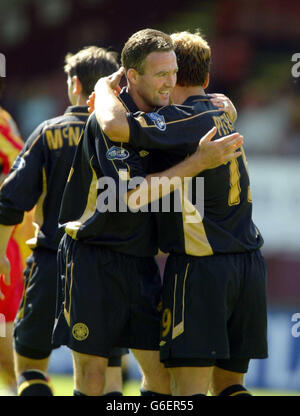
[
  {"x1": 14, "y1": 248, "x2": 58, "y2": 359},
  {"x1": 160, "y1": 250, "x2": 268, "y2": 372},
  {"x1": 53, "y1": 234, "x2": 162, "y2": 357},
  {"x1": 14, "y1": 247, "x2": 127, "y2": 363}
]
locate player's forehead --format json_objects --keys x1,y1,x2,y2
[{"x1": 143, "y1": 50, "x2": 177, "y2": 74}]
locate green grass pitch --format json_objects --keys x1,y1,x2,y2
[
  {"x1": 49, "y1": 374, "x2": 299, "y2": 396},
  {"x1": 1, "y1": 373, "x2": 298, "y2": 396}
]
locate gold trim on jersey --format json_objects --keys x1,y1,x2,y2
[
  {"x1": 63, "y1": 112, "x2": 89, "y2": 117},
  {"x1": 119, "y1": 169, "x2": 130, "y2": 181},
  {"x1": 67, "y1": 167, "x2": 74, "y2": 183},
  {"x1": 63, "y1": 248, "x2": 70, "y2": 325},
  {"x1": 136, "y1": 115, "x2": 148, "y2": 128},
  {"x1": 21, "y1": 133, "x2": 43, "y2": 159},
  {"x1": 43, "y1": 120, "x2": 86, "y2": 130},
  {"x1": 179, "y1": 184, "x2": 213, "y2": 257},
  {"x1": 188, "y1": 98, "x2": 210, "y2": 102},
  {"x1": 64, "y1": 254, "x2": 74, "y2": 328},
  {"x1": 117, "y1": 94, "x2": 130, "y2": 113},
  {"x1": 135, "y1": 109, "x2": 219, "y2": 128},
  {"x1": 172, "y1": 263, "x2": 190, "y2": 340},
  {"x1": 65, "y1": 156, "x2": 98, "y2": 239},
  {"x1": 17, "y1": 261, "x2": 35, "y2": 319}
]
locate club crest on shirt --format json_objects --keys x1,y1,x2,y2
[
  {"x1": 11, "y1": 155, "x2": 25, "y2": 170},
  {"x1": 146, "y1": 112, "x2": 166, "y2": 131},
  {"x1": 106, "y1": 146, "x2": 129, "y2": 161}
]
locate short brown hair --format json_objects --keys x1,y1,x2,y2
[
  {"x1": 171, "y1": 31, "x2": 211, "y2": 87},
  {"x1": 64, "y1": 46, "x2": 119, "y2": 97},
  {"x1": 121, "y1": 29, "x2": 174, "y2": 74}
]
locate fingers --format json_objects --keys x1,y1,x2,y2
[
  {"x1": 215, "y1": 132, "x2": 243, "y2": 148},
  {"x1": 88, "y1": 91, "x2": 95, "y2": 102},
  {"x1": 108, "y1": 67, "x2": 125, "y2": 88},
  {"x1": 199, "y1": 126, "x2": 217, "y2": 144},
  {"x1": 209, "y1": 93, "x2": 232, "y2": 112},
  {"x1": 210, "y1": 98, "x2": 229, "y2": 110},
  {"x1": 210, "y1": 98, "x2": 228, "y2": 106},
  {"x1": 87, "y1": 92, "x2": 96, "y2": 113},
  {"x1": 113, "y1": 85, "x2": 122, "y2": 96},
  {"x1": 223, "y1": 150, "x2": 242, "y2": 164}
]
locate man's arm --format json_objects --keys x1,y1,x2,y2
[
  {"x1": 93, "y1": 67, "x2": 130, "y2": 142},
  {"x1": 126, "y1": 127, "x2": 243, "y2": 209},
  {"x1": 92, "y1": 69, "x2": 238, "y2": 143}
]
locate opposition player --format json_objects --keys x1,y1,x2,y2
[
  {"x1": 0, "y1": 47, "x2": 127, "y2": 396},
  {"x1": 0, "y1": 77, "x2": 27, "y2": 394},
  {"x1": 53, "y1": 29, "x2": 243, "y2": 396},
  {"x1": 93, "y1": 31, "x2": 268, "y2": 396}
]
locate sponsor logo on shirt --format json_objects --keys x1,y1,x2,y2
[
  {"x1": 106, "y1": 146, "x2": 129, "y2": 161},
  {"x1": 146, "y1": 112, "x2": 166, "y2": 131}
]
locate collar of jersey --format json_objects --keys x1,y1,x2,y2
[
  {"x1": 65, "y1": 105, "x2": 89, "y2": 115},
  {"x1": 182, "y1": 94, "x2": 211, "y2": 106}
]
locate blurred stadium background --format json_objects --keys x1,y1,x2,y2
[{"x1": 0, "y1": 0, "x2": 299, "y2": 395}]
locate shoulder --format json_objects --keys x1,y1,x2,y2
[{"x1": 42, "y1": 113, "x2": 84, "y2": 132}]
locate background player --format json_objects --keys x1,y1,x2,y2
[
  {"x1": 93, "y1": 30, "x2": 268, "y2": 396},
  {"x1": 0, "y1": 47, "x2": 127, "y2": 396}
]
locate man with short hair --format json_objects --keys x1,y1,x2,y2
[
  {"x1": 93, "y1": 30, "x2": 268, "y2": 397},
  {"x1": 0, "y1": 46, "x2": 127, "y2": 396},
  {"x1": 53, "y1": 28, "x2": 243, "y2": 396}
]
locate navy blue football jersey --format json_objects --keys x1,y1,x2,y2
[
  {"x1": 126, "y1": 95, "x2": 263, "y2": 256},
  {"x1": 0, "y1": 106, "x2": 89, "y2": 250},
  {"x1": 59, "y1": 91, "x2": 158, "y2": 257}
]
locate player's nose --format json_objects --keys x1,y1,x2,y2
[{"x1": 165, "y1": 74, "x2": 176, "y2": 89}]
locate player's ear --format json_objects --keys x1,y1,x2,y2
[
  {"x1": 203, "y1": 73, "x2": 209, "y2": 89},
  {"x1": 127, "y1": 68, "x2": 139, "y2": 85},
  {"x1": 72, "y1": 75, "x2": 82, "y2": 96}
]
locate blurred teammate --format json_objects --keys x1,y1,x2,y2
[
  {"x1": 0, "y1": 47, "x2": 127, "y2": 396},
  {"x1": 0, "y1": 77, "x2": 27, "y2": 394},
  {"x1": 53, "y1": 29, "x2": 243, "y2": 396},
  {"x1": 93, "y1": 31, "x2": 268, "y2": 396}
]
